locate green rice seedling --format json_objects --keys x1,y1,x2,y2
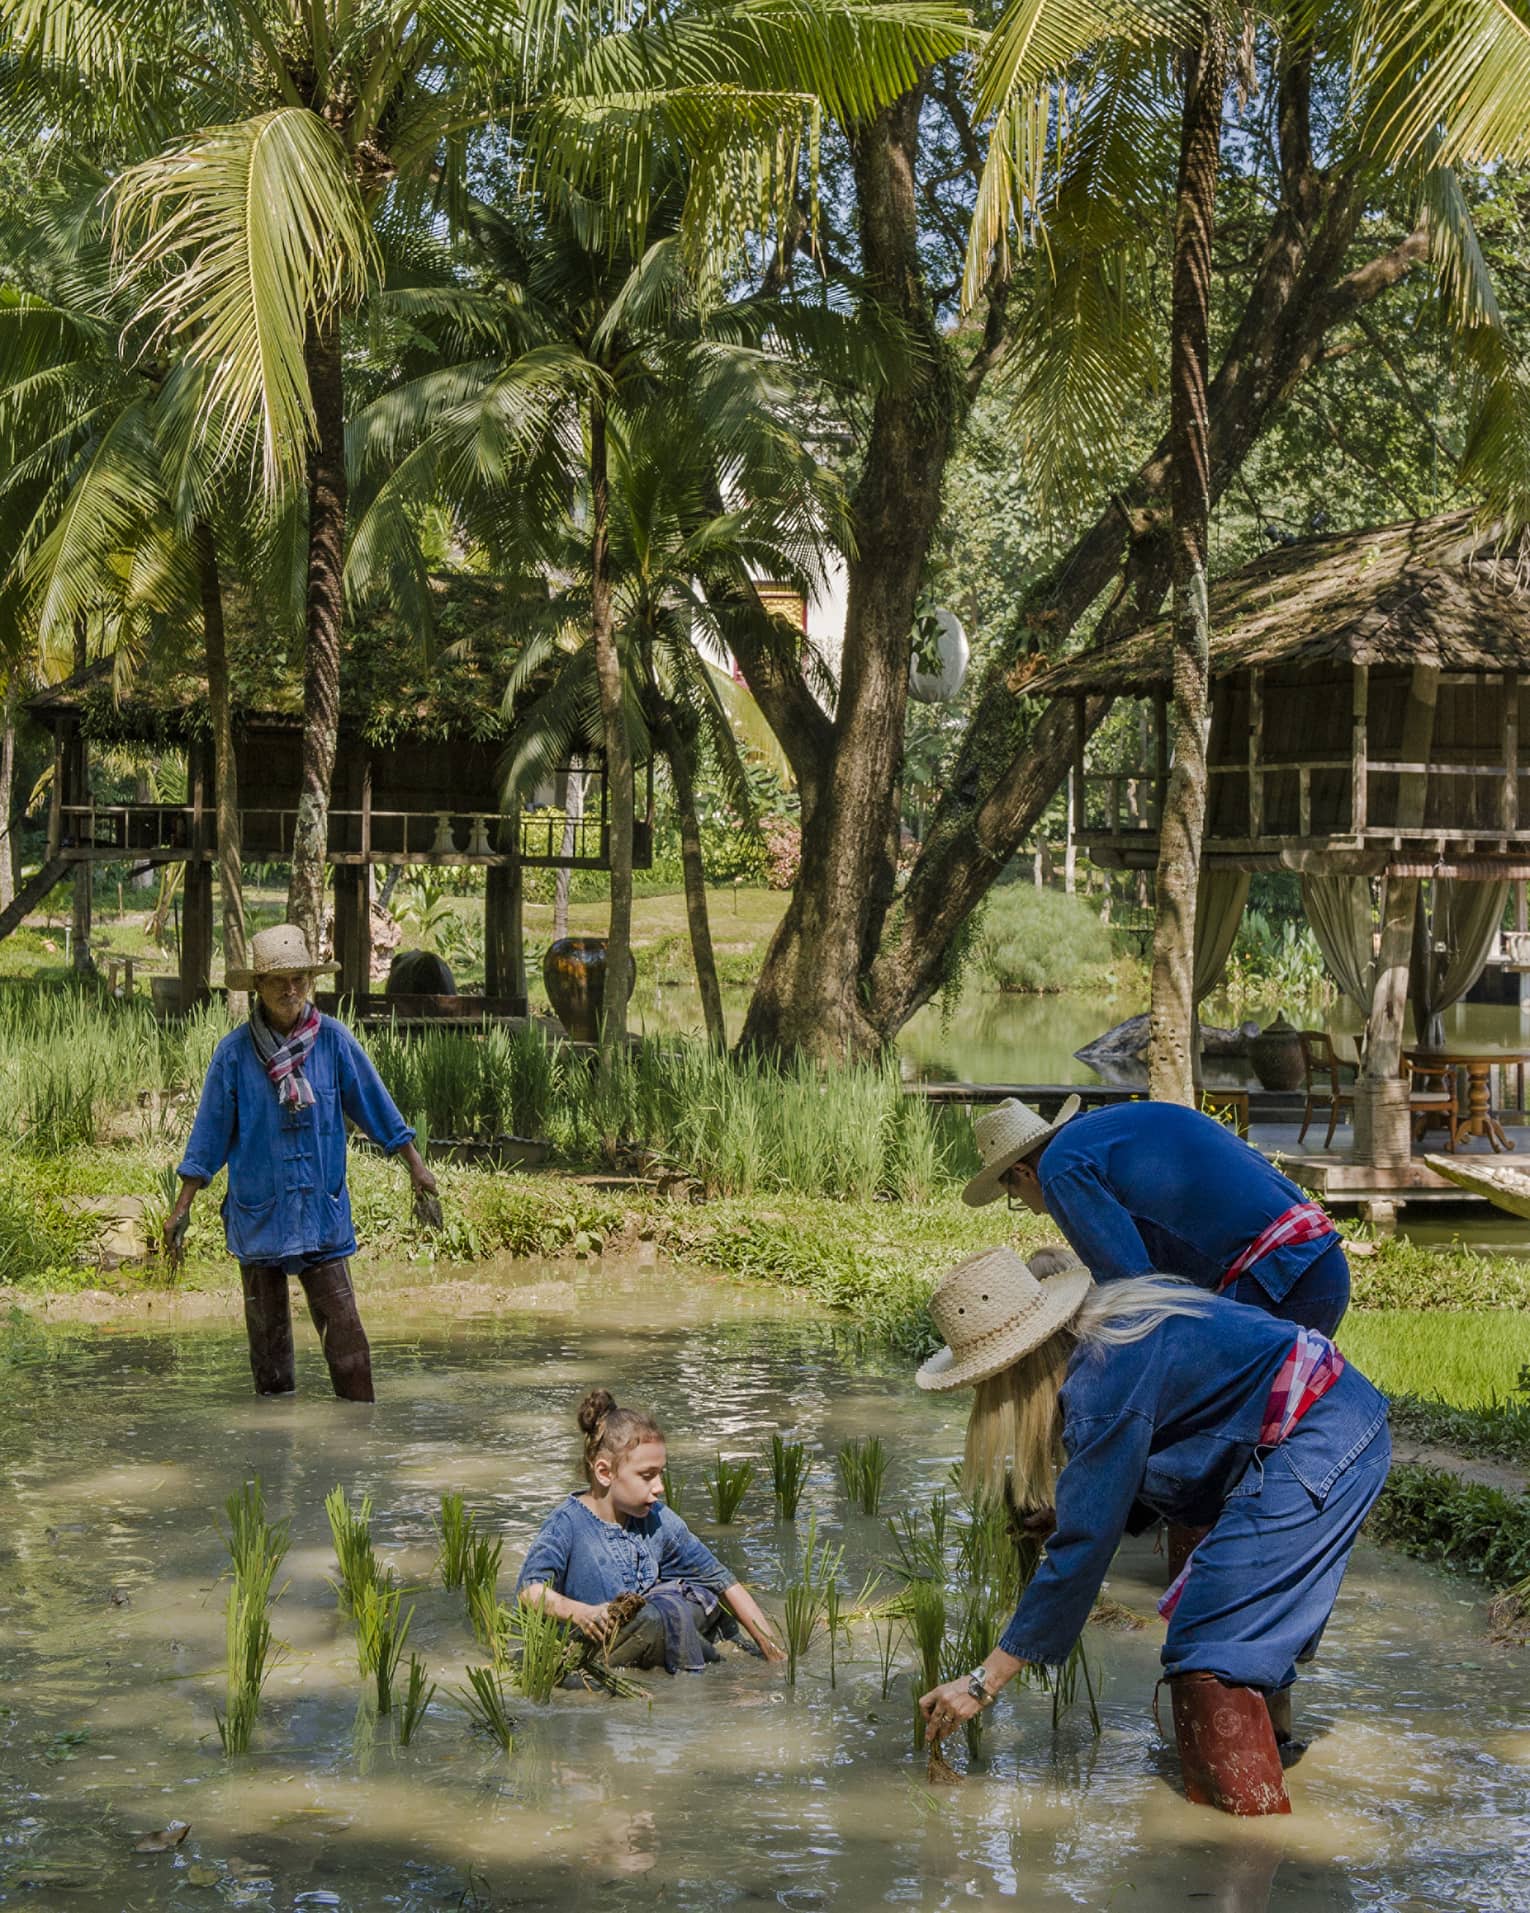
[
  {"x1": 354, "y1": 1581, "x2": 413, "y2": 1715},
  {"x1": 825, "y1": 1578, "x2": 843, "y2": 1689},
  {"x1": 507, "y1": 1593, "x2": 575, "y2": 1704},
  {"x1": 780, "y1": 1516, "x2": 843, "y2": 1686},
  {"x1": 706, "y1": 1454, "x2": 754, "y2": 1524},
  {"x1": 458, "y1": 1664, "x2": 515, "y2": 1753},
  {"x1": 435, "y1": 1492, "x2": 476, "y2": 1591},
  {"x1": 324, "y1": 1485, "x2": 379, "y2": 1616},
  {"x1": 769, "y1": 1436, "x2": 811, "y2": 1520},
  {"x1": 838, "y1": 1438, "x2": 889, "y2": 1516},
  {"x1": 217, "y1": 1478, "x2": 290, "y2": 1587},
  {"x1": 904, "y1": 1575, "x2": 947, "y2": 1750},
  {"x1": 216, "y1": 1579, "x2": 279, "y2": 1755},
  {"x1": 397, "y1": 1654, "x2": 436, "y2": 1745},
  {"x1": 462, "y1": 1532, "x2": 503, "y2": 1638},
  {"x1": 887, "y1": 1505, "x2": 942, "y2": 1581},
  {"x1": 660, "y1": 1464, "x2": 687, "y2": 1518},
  {"x1": 870, "y1": 1610, "x2": 905, "y2": 1700}
]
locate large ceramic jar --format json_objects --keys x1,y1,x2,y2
[
  {"x1": 1248, "y1": 1012, "x2": 1306, "y2": 1092},
  {"x1": 542, "y1": 936, "x2": 636, "y2": 1043}
]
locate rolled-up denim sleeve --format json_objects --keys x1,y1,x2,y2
[
  {"x1": 337, "y1": 1028, "x2": 415, "y2": 1152},
  {"x1": 998, "y1": 1410, "x2": 1153, "y2": 1665},
  {"x1": 655, "y1": 1508, "x2": 734, "y2": 1591},
  {"x1": 1041, "y1": 1163, "x2": 1155, "y2": 1284},
  {"x1": 516, "y1": 1509, "x2": 574, "y2": 1594},
  {"x1": 178, "y1": 1045, "x2": 235, "y2": 1182}
]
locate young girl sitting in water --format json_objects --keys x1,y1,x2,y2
[{"x1": 516, "y1": 1389, "x2": 783, "y2": 1673}]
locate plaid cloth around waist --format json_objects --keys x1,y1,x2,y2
[
  {"x1": 1217, "y1": 1200, "x2": 1336, "y2": 1293},
  {"x1": 1157, "y1": 1327, "x2": 1347, "y2": 1620}
]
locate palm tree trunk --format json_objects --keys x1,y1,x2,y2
[
  {"x1": 1148, "y1": 21, "x2": 1227, "y2": 1105},
  {"x1": 0, "y1": 678, "x2": 17, "y2": 912},
  {"x1": 287, "y1": 316, "x2": 347, "y2": 954},
  {"x1": 196, "y1": 519, "x2": 247, "y2": 1014},
  {"x1": 589, "y1": 400, "x2": 633, "y2": 1058},
  {"x1": 649, "y1": 692, "x2": 726, "y2": 1050}
]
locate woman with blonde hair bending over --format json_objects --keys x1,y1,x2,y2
[{"x1": 915, "y1": 1245, "x2": 1389, "y2": 1815}]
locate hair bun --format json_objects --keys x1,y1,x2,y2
[{"x1": 577, "y1": 1387, "x2": 617, "y2": 1435}]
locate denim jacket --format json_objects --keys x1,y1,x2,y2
[
  {"x1": 1040, "y1": 1103, "x2": 1334, "y2": 1304},
  {"x1": 998, "y1": 1295, "x2": 1388, "y2": 1666},
  {"x1": 178, "y1": 1016, "x2": 414, "y2": 1264},
  {"x1": 515, "y1": 1495, "x2": 734, "y2": 1605}
]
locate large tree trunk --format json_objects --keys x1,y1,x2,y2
[
  {"x1": 287, "y1": 317, "x2": 346, "y2": 954},
  {"x1": 0, "y1": 678, "x2": 17, "y2": 913},
  {"x1": 197, "y1": 520, "x2": 247, "y2": 1016},
  {"x1": 737, "y1": 87, "x2": 957, "y2": 1061},
  {"x1": 589, "y1": 401, "x2": 634, "y2": 1060},
  {"x1": 649, "y1": 692, "x2": 726, "y2": 1050},
  {"x1": 865, "y1": 44, "x2": 1428, "y2": 1043},
  {"x1": 69, "y1": 619, "x2": 93, "y2": 977},
  {"x1": 1148, "y1": 23, "x2": 1227, "y2": 1104}
]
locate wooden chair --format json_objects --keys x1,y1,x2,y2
[
  {"x1": 1404, "y1": 1056, "x2": 1463, "y2": 1152},
  {"x1": 1298, "y1": 1031, "x2": 1355, "y2": 1148}
]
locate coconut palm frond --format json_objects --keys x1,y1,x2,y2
[
  {"x1": 1358, "y1": 0, "x2": 1530, "y2": 171},
  {"x1": 113, "y1": 107, "x2": 381, "y2": 491}
]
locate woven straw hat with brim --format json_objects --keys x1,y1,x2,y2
[
  {"x1": 916, "y1": 1246, "x2": 1092, "y2": 1392},
  {"x1": 961, "y1": 1094, "x2": 1081, "y2": 1208},
  {"x1": 226, "y1": 924, "x2": 337, "y2": 992}
]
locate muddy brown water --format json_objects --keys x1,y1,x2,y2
[{"x1": 2, "y1": 1259, "x2": 1526, "y2": 1911}]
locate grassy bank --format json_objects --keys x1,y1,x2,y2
[{"x1": 1368, "y1": 1465, "x2": 1530, "y2": 1634}]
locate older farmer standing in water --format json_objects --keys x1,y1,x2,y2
[
  {"x1": 162, "y1": 925, "x2": 437, "y2": 1401},
  {"x1": 964, "y1": 1098, "x2": 1349, "y2": 1335},
  {"x1": 915, "y1": 1247, "x2": 1389, "y2": 1815}
]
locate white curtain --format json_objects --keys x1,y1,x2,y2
[
  {"x1": 1300, "y1": 873, "x2": 1375, "y2": 1010},
  {"x1": 1410, "y1": 878, "x2": 1509, "y2": 1049},
  {"x1": 1193, "y1": 869, "x2": 1251, "y2": 1005}
]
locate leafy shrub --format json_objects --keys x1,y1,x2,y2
[
  {"x1": 974, "y1": 885, "x2": 1116, "y2": 993},
  {"x1": 1368, "y1": 1464, "x2": 1530, "y2": 1591},
  {"x1": 1218, "y1": 910, "x2": 1336, "y2": 1015}
]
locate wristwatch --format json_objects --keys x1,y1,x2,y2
[{"x1": 966, "y1": 1666, "x2": 991, "y2": 1704}]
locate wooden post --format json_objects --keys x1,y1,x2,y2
[
  {"x1": 485, "y1": 844, "x2": 526, "y2": 1008},
  {"x1": 1503, "y1": 671, "x2": 1519, "y2": 833},
  {"x1": 1071, "y1": 697, "x2": 1086, "y2": 835},
  {"x1": 1351, "y1": 663, "x2": 1368, "y2": 834},
  {"x1": 1247, "y1": 668, "x2": 1263, "y2": 839},
  {"x1": 1064, "y1": 780, "x2": 1077, "y2": 894},
  {"x1": 1298, "y1": 766, "x2": 1311, "y2": 839},
  {"x1": 179, "y1": 862, "x2": 214, "y2": 1006},
  {"x1": 333, "y1": 866, "x2": 371, "y2": 998}
]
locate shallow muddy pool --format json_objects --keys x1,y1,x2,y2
[{"x1": 1, "y1": 1260, "x2": 1526, "y2": 1911}]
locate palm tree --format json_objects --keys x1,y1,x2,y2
[{"x1": 4, "y1": 0, "x2": 964, "y2": 953}]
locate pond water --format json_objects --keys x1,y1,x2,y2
[{"x1": 2, "y1": 1261, "x2": 1526, "y2": 1911}]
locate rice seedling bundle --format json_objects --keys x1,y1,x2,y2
[
  {"x1": 463, "y1": 1533, "x2": 504, "y2": 1646},
  {"x1": 397, "y1": 1654, "x2": 436, "y2": 1745},
  {"x1": 706, "y1": 1454, "x2": 754, "y2": 1524},
  {"x1": 769, "y1": 1435, "x2": 810, "y2": 1519},
  {"x1": 458, "y1": 1665, "x2": 515, "y2": 1752},
  {"x1": 353, "y1": 1579, "x2": 413, "y2": 1714},
  {"x1": 213, "y1": 1479, "x2": 288, "y2": 1756},
  {"x1": 659, "y1": 1464, "x2": 687, "y2": 1518},
  {"x1": 324, "y1": 1486, "x2": 382, "y2": 1616},
  {"x1": 435, "y1": 1492, "x2": 476, "y2": 1590},
  {"x1": 838, "y1": 1437, "x2": 888, "y2": 1516},
  {"x1": 507, "y1": 1594, "x2": 575, "y2": 1703}
]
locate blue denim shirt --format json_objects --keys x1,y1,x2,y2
[
  {"x1": 1039, "y1": 1104, "x2": 1331, "y2": 1303},
  {"x1": 515, "y1": 1495, "x2": 734, "y2": 1605},
  {"x1": 178, "y1": 1016, "x2": 413, "y2": 1264},
  {"x1": 998, "y1": 1295, "x2": 1388, "y2": 1666}
]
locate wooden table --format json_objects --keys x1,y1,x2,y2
[{"x1": 1404, "y1": 1048, "x2": 1530, "y2": 1154}]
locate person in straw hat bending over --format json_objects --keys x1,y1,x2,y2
[
  {"x1": 964, "y1": 1097, "x2": 1349, "y2": 1337},
  {"x1": 162, "y1": 924, "x2": 438, "y2": 1401},
  {"x1": 915, "y1": 1246, "x2": 1389, "y2": 1815}
]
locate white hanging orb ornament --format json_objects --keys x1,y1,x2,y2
[{"x1": 908, "y1": 606, "x2": 969, "y2": 703}]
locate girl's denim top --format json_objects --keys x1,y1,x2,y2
[
  {"x1": 178, "y1": 1016, "x2": 414, "y2": 1264},
  {"x1": 998, "y1": 1293, "x2": 1387, "y2": 1668},
  {"x1": 515, "y1": 1495, "x2": 733, "y2": 1605}
]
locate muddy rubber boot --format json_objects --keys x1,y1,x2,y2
[
  {"x1": 300, "y1": 1260, "x2": 375, "y2": 1402},
  {"x1": 1166, "y1": 1521, "x2": 1212, "y2": 1581},
  {"x1": 240, "y1": 1264, "x2": 297, "y2": 1396},
  {"x1": 1170, "y1": 1671, "x2": 1292, "y2": 1816}
]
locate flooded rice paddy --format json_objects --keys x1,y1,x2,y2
[{"x1": 2, "y1": 1258, "x2": 1527, "y2": 1911}]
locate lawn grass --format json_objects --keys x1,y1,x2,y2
[{"x1": 1337, "y1": 1310, "x2": 1530, "y2": 1409}]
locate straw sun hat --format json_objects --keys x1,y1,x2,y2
[
  {"x1": 225, "y1": 924, "x2": 337, "y2": 992},
  {"x1": 915, "y1": 1246, "x2": 1092, "y2": 1392},
  {"x1": 961, "y1": 1094, "x2": 1081, "y2": 1208}
]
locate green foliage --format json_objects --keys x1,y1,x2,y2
[
  {"x1": 973, "y1": 885, "x2": 1118, "y2": 994},
  {"x1": 1368, "y1": 1464, "x2": 1530, "y2": 1592},
  {"x1": 435, "y1": 1493, "x2": 476, "y2": 1591},
  {"x1": 324, "y1": 1486, "x2": 382, "y2": 1617},
  {"x1": 507, "y1": 1594, "x2": 575, "y2": 1704},
  {"x1": 1338, "y1": 1310, "x2": 1530, "y2": 1409},
  {"x1": 463, "y1": 1534, "x2": 504, "y2": 1648},
  {"x1": 781, "y1": 1517, "x2": 842, "y2": 1686},
  {"x1": 769, "y1": 1435, "x2": 810, "y2": 1520},
  {"x1": 365, "y1": 1022, "x2": 559, "y2": 1143},
  {"x1": 1218, "y1": 912, "x2": 1336, "y2": 1017},
  {"x1": 457, "y1": 1665, "x2": 515, "y2": 1753},
  {"x1": 397, "y1": 1654, "x2": 436, "y2": 1745},
  {"x1": 1342, "y1": 1233, "x2": 1530, "y2": 1312},
  {"x1": 706, "y1": 1453, "x2": 754, "y2": 1524},
  {"x1": 660, "y1": 1464, "x2": 688, "y2": 1519},
  {"x1": 354, "y1": 1580, "x2": 413, "y2": 1716}
]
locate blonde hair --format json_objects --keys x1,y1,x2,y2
[
  {"x1": 961, "y1": 1272, "x2": 1206, "y2": 1511},
  {"x1": 577, "y1": 1388, "x2": 664, "y2": 1483}
]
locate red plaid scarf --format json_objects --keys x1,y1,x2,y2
[
  {"x1": 249, "y1": 1000, "x2": 321, "y2": 1110},
  {"x1": 1158, "y1": 1328, "x2": 1346, "y2": 1619},
  {"x1": 1218, "y1": 1200, "x2": 1335, "y2": 1293}
]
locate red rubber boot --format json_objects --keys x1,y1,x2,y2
[{"x1": 1170, "y1": 1671, "x2": 1292, "y2": 1816}]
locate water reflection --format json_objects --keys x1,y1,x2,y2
[{"x1": 1, "y1": 1263, "x2": 1525, "y2": 1911}]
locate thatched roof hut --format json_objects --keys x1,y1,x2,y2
[{"x1": 1031, "y1": 513, "x2": 1530, "y2": 875}]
